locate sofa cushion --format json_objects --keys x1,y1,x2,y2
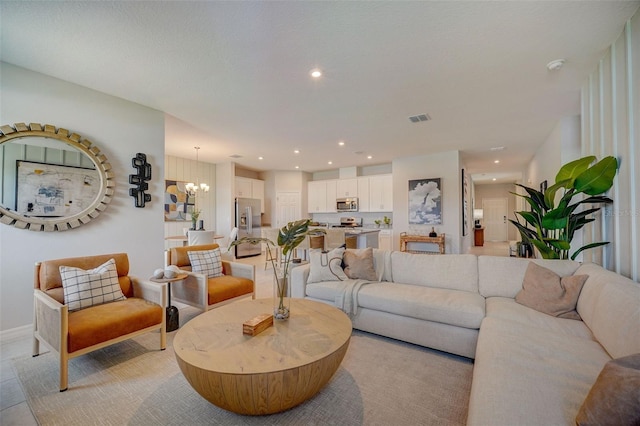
[
  {"x1": 390, "y1": 252, "x2": 479, "y2": 293},
  {"x1": 60, "y1": 258, "x2": 127, "y2": 312},
  {"x1": 515, "y1": 262, "x2": 588, "y2": 320},
  {"x1": 343, "y1": 248, "x2": 377, "y2": 281},
  {"x1": 486, "y1": 297, "x2": 595, "y2": 340},
  {"x1": 576, "y1": 353, "x2": 640, "y2": 426},
  {"x1": 467, "y1": 316, "x2": 611, "y2": 426},
  {"x1": 308, "y1": 247, "x2": 348, "y2": 283},
  {"x1": 207, "y1": 275, "x2": 254, "y2": 305},
  {"x1": 305, "y1": 280, "x2": 348, "y2": 303},
  {"x1": 478, "y1": 256, "x2": 580, "y2": 298},
  {"x1": 575, "y1": 262, "x2": 640, "y2": 359},
  {"x1": 357, "y1": 282, "x2": 485, "y2": 329},
  {"x1": 67, "y1": 297, "x2": 163, "y2": 353},
  {"x1": 188, "y1": 248, "x2": 223, "y2": 278}
]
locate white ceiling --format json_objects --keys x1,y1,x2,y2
[{"x1": 1, "y1": 1, "x2": 638, "y2": 183}]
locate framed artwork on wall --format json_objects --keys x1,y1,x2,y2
[
  {"x1": 164, "y1": 180, "x2": 195, "y2": 221},
  {"x1": 462, "y1": 169, "x2": 469, "y2": 236},
  {"x1": 408, "y1": 177, "x2": 442, "y2": 225},
  {"x1": 16, "y1": 160, "x2": 99, "y2": 217}
]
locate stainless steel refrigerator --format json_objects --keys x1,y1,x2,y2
[{"x1": 235, "y1": 197, "x2": 262, "y2": 258}]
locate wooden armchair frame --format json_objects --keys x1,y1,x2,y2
[{"x1": 32, "y1": 253, "x2": 167, "y2": 391}]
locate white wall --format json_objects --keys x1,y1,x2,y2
[
  {"x1": 525, "y1": 115, "x2": 581, "y2": 189},
  {"x1": 392, "y1": 150, "x2": 466, "y2": 253},
  {"x1": 581, "y1": 12, "x2": 640, "y2": 281},
  {"x1": 0, "y1": 62, "x2": 166, "y2": 332}
]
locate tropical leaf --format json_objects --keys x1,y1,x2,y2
[
  {"x1": 571, "y1": 241, "x2": 610, "y2": 261},
  {"x1": 541, "y1": 207, "x2": 569, "y2": 229},
  {"x1": 544, "y1": 179, "x2": 570, "y2": 210},
  {"x1": 574, "y1": 156, "x2": 618, "y2": 195},
  {"x1": 515, "y1": 184, "x2": 547, "y2": 210},
  {"x1": 531, "y1": 239, "x2": 559, "y2": 259},
  {"x1": 555, "y1": 156, "x2": 595, "y2": 186}
]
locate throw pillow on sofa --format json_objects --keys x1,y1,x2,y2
[
  {"x1": 60, "y1": 258, "x2": 126, "y2": 312},
  {"x1": 515, "y1": 262, "x2": 588, "y2": 320},
  {"x1": 188, "y1": 248, "x2": 223, "y2": 278},
  {"x1": 308, "y1": 247, "x2": 348, "y2": 283},
  {"x1": 343, "y1": 248, "x2": 377, "y2": 281},
  {"x1": 576, "y1": 353, "x2": 640, "y2": 426}
]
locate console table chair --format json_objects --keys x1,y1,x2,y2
[
  {"x1": 33, "y1": 253, "x2": 167, "y2": 392},
  {"x1": 166, "y1": 243, "x2": 255, "y2": 312}
]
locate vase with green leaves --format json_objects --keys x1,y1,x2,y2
[
  {"x1": 190, "y1": 209, "x2": 201, "y2": 230},
  {"x1": 510, "y1": 155, "x2": 618, "y2": 260},
  {"x1": 230, "y1": 219, "x2": 324, "y2": 319}
]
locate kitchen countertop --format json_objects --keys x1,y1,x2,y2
[{"x1": 344, "y1": 228, "x2": 380, "y2": 235}]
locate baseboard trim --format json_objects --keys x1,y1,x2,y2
[{"x1": 0, "y1": 324, "x2": 32, "y2": 343}]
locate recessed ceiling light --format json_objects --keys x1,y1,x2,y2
[
  {"x1": 310, "y1": 69, "x2": 322, "y2": 78},
  {"x1": 328, "y1": 161, "x2": 333, "y2": 165},
  {"x1": 258, "y1": 156, "x2": 263, "y2": 160},
  {"x1": 294, "y1": 150, "x2": 300, "y2": 154},
  {"x1": 367, "y1": 155, "x2": 373, "y2": 159},
  {"x1": 492, "y1": 178, "x2": 497, "y2": 181},
  {"x1": 546, "y1": 59, "x2": 565, "y2": 71},
  {"x1": 494, "y1": 160, "x2": 500, "y2": 164},
  {"x1": 338, "y1": 141, "x2": 345, "y2": 146},
  {"x1": 295, "y1": 166, "x2": 299, "y2": 169}
]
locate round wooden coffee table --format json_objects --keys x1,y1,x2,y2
[{"x1": 173, "y1": 298, "x2": 352, "y2": 415}]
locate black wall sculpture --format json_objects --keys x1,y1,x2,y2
[{"x1": 129, "y1": 153, "x2": 152, "y2": 208}]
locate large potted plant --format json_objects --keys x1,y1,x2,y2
[
  {"x1": 510, "y1": 155, "x2": 618, "y2": 260},
  {"x1": 230, "y1": 219, "x2": 324, "y2": 319}
]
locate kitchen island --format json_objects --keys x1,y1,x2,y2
[{"x1": 345, "y1": 229, "x2": 379, "y2": 249}]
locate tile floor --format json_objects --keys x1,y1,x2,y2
[{"x1": 0, "y1": 243, "x2": 510, "y2": 424}]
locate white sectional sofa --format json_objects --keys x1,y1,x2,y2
[{"x1": 290, "y1": 249, "x2": 640, "y2": 426}]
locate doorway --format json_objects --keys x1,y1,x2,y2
[
  {"x1": 276, "y1": 191, "x2": 301, "y2": 228},
  {"x1": 482, "y1": 198, "x2": 508, "y2": 241}
]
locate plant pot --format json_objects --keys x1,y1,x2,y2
[{"x1": 517, "y1": 242, "x2": 533, "y2": 258}]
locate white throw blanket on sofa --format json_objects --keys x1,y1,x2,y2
[{"x1": 335, "y1": 279, "x2": 374, "y2": 316}]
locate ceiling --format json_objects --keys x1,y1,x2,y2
[{"x1": 1, "y1": 1, "x2": 638, "y2": 183}]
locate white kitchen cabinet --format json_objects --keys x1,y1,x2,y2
[
  {"x1": 252, "y1": 179, "x2": 264, "y2": 213},
  {"x1": 357, "y1": 177, "x2": 370, "y2": 212},
  {"x1": 369, "y1": 174, "x2": 393, "y2": 212},
  {"x1": 235, "y1": 177, "x2": 265, "y2": 213},
  {"x1": 235, "y1": 177, "x2": 252, "y2": 198},
  {"x1": 336, "y1": 178, "x2": 358, "y2": 198},
  {"x1": 378, "y1": 229, "x2": 393, "y2": 251},
  {"x1": 308, "y1": 180, "x2": 337, "y2": 213}
]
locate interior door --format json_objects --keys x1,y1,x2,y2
[
  {"x1": 276, "y1": 191, "x2": 301, "y2": 228},
  {"x1": 482, "y1": 198, "x2": 508, "y2": 241}
]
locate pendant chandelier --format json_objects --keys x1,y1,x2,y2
[{"x1": 185, "y1": 146, "x2": 210, "y2": 196}]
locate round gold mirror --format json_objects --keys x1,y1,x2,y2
[{"x1": 0, "y1": 123, "x2": 114, "y2": 231}]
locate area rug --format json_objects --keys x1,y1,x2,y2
[{"x1": 13, "y1": 309, "x2": 473, "y2": 425}]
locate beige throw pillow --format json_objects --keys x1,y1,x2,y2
[
  {"x1": 308, "y1": 247, "x2": 348, "y2": 283},
  {"x1": 515, "y1": 262, "x2": 588, "y2": 320},
  {"x1": 576, "y1": 353, "x2": 640, "y2": 426},
  {"x1": 188, "y1": 248, "x2": 223, "y2": 278},
  {"x1": 343, "y1": 248, "x2": 377, "y2": 281},
  {"x1": 60, "y1": 258, "x2": 126, "y2": 312}
]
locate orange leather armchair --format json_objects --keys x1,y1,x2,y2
[
  {"x1": 33, "y1": 253, "x2": 167, "y2": 391},
  {"x1": 166, "y1": 243, "x2": 255, "y2": 312}
]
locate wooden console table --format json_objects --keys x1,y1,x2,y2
[{"x1": 400, "y1": 233, "x2": 446, "y2": 254}]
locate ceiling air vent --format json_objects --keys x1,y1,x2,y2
[
  {"x1": 229, "y1": 154, "x2": 243, "y2": 159},
  {"x1": 409, "y1": 113, "x2": 431, "y2": 123}
]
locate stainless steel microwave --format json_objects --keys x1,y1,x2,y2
[{"x1": 337, "y1": 198, "x2": 359, "y2": 212}]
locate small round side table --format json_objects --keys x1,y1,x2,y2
[{"x1": 150, "y1": 273, "x2": 188, "y2": 332}]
